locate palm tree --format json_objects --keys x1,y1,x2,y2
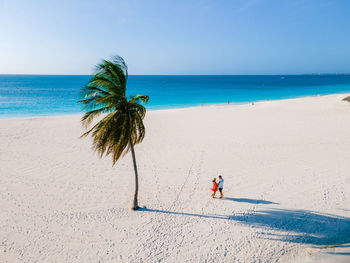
[{"x1": 78, "y1": 56, "x2": 148, "y2": 210}]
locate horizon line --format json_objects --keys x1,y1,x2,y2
[{"x1": 1, "y1": 73, "x2": 350, "y2": 76}]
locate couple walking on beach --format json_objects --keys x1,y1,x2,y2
[{"x1": 211, "y1": 175, "x2": 224, "y2": 198}]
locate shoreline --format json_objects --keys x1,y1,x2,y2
[{"x1": 1, "y1": 92, "x2": 350, "y2": 120}]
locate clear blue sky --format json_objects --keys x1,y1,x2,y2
[{"x1": 1, "y1": 0, "x2": 349, "y2": 75}]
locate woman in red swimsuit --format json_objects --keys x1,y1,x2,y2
[{"x1": 211, "y1": 178, "x2": 218, "y2": 198}]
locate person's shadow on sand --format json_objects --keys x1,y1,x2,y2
[
  {"x1": 140, "y1": 207, "x2": 350, "y2": 246},
  {"x1": 222, "y1": 197, "x2": 279, "y2": 204}
]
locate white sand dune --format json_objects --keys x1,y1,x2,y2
[{"x1": 1, "y1": 94, "x2": 350, "y2": 262}]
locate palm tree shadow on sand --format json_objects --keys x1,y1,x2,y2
[{"x1": 139, "y1": 207, "x2": 350, "y2": 246}]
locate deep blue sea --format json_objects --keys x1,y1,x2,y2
[{"x1": 1, "y1": 74, "x2": 350, "y2": 118}]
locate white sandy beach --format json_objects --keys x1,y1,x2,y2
[{"x1": 1, "y1": 94, "x2": 350, "y2": 262}]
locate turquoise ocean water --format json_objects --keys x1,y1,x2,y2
[{"x1": 1, "y1": 75, "x2": 350, "y2": 118}]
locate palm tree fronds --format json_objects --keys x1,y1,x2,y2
[
  {"x1": 342, "y1": 96, "x2": 350, "y2": 102},
  {"x1": 96, "y1": 56, "x2": 128, "y2": 96},
  {"x1": 90, "y1": 73, "x2": 119, "y2": 88},
  {"x1": 127, "y1": 101, "x2": 146, "y2": 118},
  {"x1": 131, "y1": 111, "x2": 146, "y2": 144},
  {"x1": 80, "y1": 106, "x2": 112, "y2": 128},
  {"x1": 130, "y1": 95, "x2": 149, "y2": 104}
]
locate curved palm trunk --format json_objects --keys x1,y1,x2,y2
[{"x1": 129, "y1": 138, "x2": 139, "y2": 210}]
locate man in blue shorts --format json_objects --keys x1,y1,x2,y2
[{"x1": 218, "y1": 175, "x2": 224, "y2": 198}]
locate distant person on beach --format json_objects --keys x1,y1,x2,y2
[
  {"x1": 211, "y1": 178, "x2": 218, "y2": 198},
  {"x1": 218, "y1": 175, "x2": 224, "y2": 198}
]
